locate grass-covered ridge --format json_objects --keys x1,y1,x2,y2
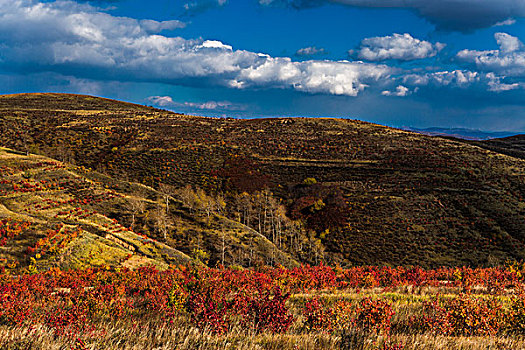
[{"x1": 0, "y1": 93, "x2": 524, "y2": 267}]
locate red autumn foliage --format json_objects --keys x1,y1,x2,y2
[{"x1": 0, "y1": 263, "x2": 525, "y2": 340}]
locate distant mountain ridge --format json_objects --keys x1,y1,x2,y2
[{"x1": 405, "y1": 127, "x2": 517, "y2": 141}]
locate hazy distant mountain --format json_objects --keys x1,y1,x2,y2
[{"x1": 405, "y1": 127, "x2": 517, "y2": 141}]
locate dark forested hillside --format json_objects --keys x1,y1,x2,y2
[{"x1": 1, "y1": 93, "x2": 525, "y2": 268}]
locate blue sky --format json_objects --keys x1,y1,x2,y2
[{"x1": 1, "y1": 0, "x2": 524, "y2": 131}]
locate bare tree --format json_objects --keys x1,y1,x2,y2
[
  {"x1": 215, "y1": 193, "x2": 226, "y2": 216},
  {"x1": 175, "y1": 185, "x2": 198, "y2": 213},
  {"x1": 127, "y1": 197, "x2": 146, "y2": 230},
  {"x1": 221, "y1": 231, "x2": 226, "y2": 266},
  {"x1": 200, "y1": 190, "x2": 226, "y2": 224},
  {"x1": 154, "y1": 204, "x2": 170, "y2": 240},
  {"x1": 158, "y1": 183, "x2": 175, "y2": 214},
  {"x1": 196, "y1": 188, "x2": 214, "y2": 223},
  {"x1": 56, "y1": 143, "x2": 74, "y2": 164},
  {"x1": 235, "y1": 192, "x2": 253, "y2": 227}
]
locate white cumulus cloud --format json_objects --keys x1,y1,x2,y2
[
  {"x1": 485, "y1": 73, "x2": 523, "y2": 92},
  {"x1": 296, "y1": 46, "x2": 326, "y2": 56},
  {"x1": 197, "y1": 40, "x2": 233, "y2": 51},
  {"x1": 357, "y1": 33, "x2": 445, "y2": 61},
  {"x1": 456, "y1": 33, "x2": 525, "y2": 76},
  {"x1": 400, "y1": 69, "x2": 524, "y2": 93},
  {"x1": 233, "y1": 58, "x2": 391, "y2": 96},
  {"x1": 147, "y1": 96, "x2": 246, "y2": 111},
  {"x1": 147, "y1": 96, "x2": 176, "y2": 107},
  {"x1": 402, "y1": 70, "x2": 480, "y2": 88},
  {"x1": 183, "y1": 0, "x2": 228, "y2": 13},
  {"x1": 494, "y1": 18, "x2": 516, "y2": 27},
  {"x1": 381, "y1": 85, "x2": 411, "y2": 96},
  {"x1": 495, "y1": 32, "x2": 523, "y2": 54},
  {"x1": 139, "y1": 20, "x2": 186, "y2": 33}
]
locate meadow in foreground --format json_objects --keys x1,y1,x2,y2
[{"x1": 2, "y1": 264, "x2": 525, "y2": 349}]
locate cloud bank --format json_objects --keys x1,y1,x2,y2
[
  {"x1": 0, "y1": 0, "x2": 522, "y2": 110},
  {"x1": 0, "y1": 0, "x2": 391, "y2": 97},
  {"x1": 259, "y1": 0, "x2": 525, "y2": 31}
]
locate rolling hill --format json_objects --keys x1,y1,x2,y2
[
  {"x1": 475, "y1": 135, "x2": 525, "y2": 160},
  {"x1": 1, "y1": 93, "x2": 524, "y2": 269}
]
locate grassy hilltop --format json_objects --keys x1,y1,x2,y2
[{"x1": 1, "y1": 93, "x2": 525, "y2": 268}]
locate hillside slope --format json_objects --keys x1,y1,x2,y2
[
  {"x1": 1, "y1": 93, "x2": 524, "y2": 267},
  {"x1": 474, "y1": 135, "x2": 525, "y2": 160},
  {"x1": 0, "y1": 146, "x2": 297, "y2": 272}
]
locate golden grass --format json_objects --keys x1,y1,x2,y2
[{"x1": 2, "y1": 321, "x2": 524, "y2": 350}]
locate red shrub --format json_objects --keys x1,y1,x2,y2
[
  {"x1": 422, "y1": 295, "x2": 504, "y2": 336},
  {"x1": 302, "y1": 298, "x2": 333, "y2": 332},
  {"x1": 355, "y1": 297, "x2": 394, "y2": 334}
]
